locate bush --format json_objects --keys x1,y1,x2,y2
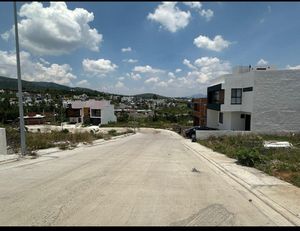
[
  {"x1": 61, "y1": 128, "x2": 69, "y2": 134},
  {"x1": 236, "y1": 148, "x2": 263, "y2": 167},
  {"x1": 58, "y1": 142, "x2": 69, "y2": 150},
  {"x1": 108, "y1": 129, "x2": 117, "y2": 136}
]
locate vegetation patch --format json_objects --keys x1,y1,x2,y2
[
  {"x1": 198, "y1": 134, "x2": 300, "y2": 187},
  {"x1": 3, "y1": 124, "x2": 134, "y2": 155}
]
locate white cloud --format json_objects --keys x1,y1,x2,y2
[
  {"x1": 167, "y1": 78, "x2": 174, "y2": 84},
  {"x1": 183, "y1": 58, "x2": 197, "y2": 70},
  {"x1": 133, "y1": 65, "x2": 164, "y2": 74},
  {"x1": 168, "y1": 72, "x2": 176, "y2": 78},
  {"x1": 118, "y1": 76, "x2": 125, "y2": 81},
  {"x1": 126, "y1": 72, "x2": 142, "y2": 80},
  {"x1": 199, "y1": 9, "x2": 214, "y2": 21},
  {"x1": 121, "y1": 47, "x2": 132, "y2": 52},
  {"x1": 0, "y1": 50, "x2": 76, "y2": 84},
  {"x1": 157, "y1": 81, "x2": 168, "y2": 87},
  {"x1": 115, "y1": 81, "x2": 124, "y2": 88},
  {"x1": 1, "y1": 31, "x2": 10, "y2": 41},
  {"x1": 286, "y1": 64, "x2": 300, "y2": 70},
  {"x1": 175, "y1": 68, "x2": 182, "y2": 73},
  {"x1": 181, "y1": 56, "x2": 231, "y2": 86},
  {"x1": 257, "y1": 59, "x2": 268, "y2": 66},
  {"x1": 76, "y1": 79, "x2": 88, "y2": 86},
  {"x1": 183, "y1": 2, "x2": 214, "y2": 22},
  {"x1": 147, "y1": 2, "x2": 191, "y2": 33},
  {"x1": 183, "y1": 2, "x2": 202, "y2": 9},
  {"x1": 194, "y1": 57, "x2": 220, "y2": 67},
  {"x1": 82, "y1": 58, "x2": 118, "y2": 76},
  {"x1": 2, "y1": 2, "x2": 102, "y2": 56},
  {"x1": 193, "y1": 35, "x2": 231, "y2": 52},
  {"x1": 122, "y1": 59, "x2": 138, "y2": 63},
  {"x1": 39, "y1": 58, "x2": 50, "y2": 65},
  {"x1": 145, "y1": 77, "x2": 159, "y2": 84}
]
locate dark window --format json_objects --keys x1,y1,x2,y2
[
  {"x1": 91, "y1": 109, "x2": 101, "y2": 117},
  {"x1": 243, "y1": 87, "x2": 253, "y2": 92},
  {"x1": 219, "y1": 112, "x2": 223, "y2": 124},
  {"x1": 208, "y1": 90, "x2": 224, "y2": 104},
  {"x1": 231, "y1": 88, "x2": 242, "y2": 105},
  {"x1": 241, "y1": 114, "x2": 245, "y2": 119}
]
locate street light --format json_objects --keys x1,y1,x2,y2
[{"x1": 14, "y1": 1, "x2": 26, "y2": 157}]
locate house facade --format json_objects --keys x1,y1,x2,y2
[
  {"x1": 207, "y1": 66, "x2": 300, "y2": 132},
  {"x1": 66, "y1": 99, "x2": 117, "y2": 125},
  {"x1": 191, "y1": 98, "x2": 207, "y2": 126}
]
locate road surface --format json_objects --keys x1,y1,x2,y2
[{"x1": 0, "y1": 129, "x2": 296, "y2": 226}]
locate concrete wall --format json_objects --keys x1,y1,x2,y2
[
  {"x1": 252, "y1": 70, "x2": 300, "y2": 132},
  {"x1": 207, "y1": 109, "x2": 219, "y2": 129},
  {"x1": 196, "y1": 130, "x2": 252, "y2": 140},
  {"x1": 101, "y1": 105, "x2": 117, "y2": 124},
  {"x1": 218, "y1": 112, "x2": 231, "y2": 130},
  {"x1": 217, "y1": 112, "x2": 246, "y2": 131},
  {"x1": 0, "y1": 128, "x2": 7, "y2": 155},
  {"x1": 221, "y1": 71, "x2": 254, "y2": 113},
  {"x1": 231, "y1": 112, "x2": 246, "y2": 130}
]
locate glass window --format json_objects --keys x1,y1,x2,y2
[
  {"x1": 231, "y1": 88, "x2": 242, "y2": 104},
  {"x1": 91, "y1": 109, "x2": 101, "y2": 117}
]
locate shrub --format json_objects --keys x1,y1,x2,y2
[
  {"x1": 58, "y1": 142, "x2": 69, "y2": 150},
  {"x1": 126, "y1": 128, "x2": 134, "y2": 134},
  {"x1": 61, "y1": 128, "x2": 69, "y2": 134},
  {"x1": 108, "y1": 129, "x2": 117, "y2": 136},
  {"x1": 236, "y1": 148, "x2": 263, "y2": 167}
]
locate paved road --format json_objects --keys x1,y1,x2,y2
[{"x1": 0, "y1": 129, "x2": 295, "y2": 226}]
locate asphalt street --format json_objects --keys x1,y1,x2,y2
[{"x1": 0, "y1": 128, "x2": 297, "y2": 226}]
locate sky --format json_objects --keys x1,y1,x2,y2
[{"x1": 0, "y1": 1, "x2": 300, "y2": 97}]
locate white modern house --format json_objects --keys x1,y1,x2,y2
[
  {"x1": 65, "y1": 99, "x2": 117, "y2": 125},
  {"x1": 206, "y1": 65, "x2": 300, "y2": 132}
]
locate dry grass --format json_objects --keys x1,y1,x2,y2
[
  {"x1": 199, "y1": 133, "x2": 300, "y2": 187},
  {"x1": 5, "y1": 126, "x2": 134, "y2": 154}
]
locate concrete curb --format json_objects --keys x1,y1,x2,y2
[
  {"x1": 184, "y1": 142, "x2": 300, "y2": 226},
  {"x1": 0, "y1": 132, "x2": 135, "y2": 165}
]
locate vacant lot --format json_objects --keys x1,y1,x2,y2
[
  {"x1": 5, "y1": 126, "x2": 134, "y2": 154},
  {"x1": 198, "y1": 134, "x2": 300, "y2": 187}
]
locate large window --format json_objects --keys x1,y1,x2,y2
[
  {"x1": 231, "y1": 88, "x2": 242, "y2": 104},
  {"x1": 91, "y1": 109, "x2": 101, "y2": 117},
  {"x1": 208, "y1": 90, "x2": 224, "y2": 104}
]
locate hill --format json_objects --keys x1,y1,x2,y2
[
  {"x1": 133, "y1": 93, "x2": 168, "y2": 99},
  {"x1": 0, "y1": 76, "x2": 108, "y2": 97},
  {"x1": 0, "y1": 76, "x2": 173, "y2": 99}
]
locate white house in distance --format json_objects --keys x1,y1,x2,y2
[
  {"x1": 65, "y1": 99, "x2": 117, "y2": 125},
  {"x1": 206, "y1": 65, "x2": 300, "y2": 132}
]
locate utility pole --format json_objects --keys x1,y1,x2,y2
[{"x1": 14, "y1": 1, "x2": 26, "y2": 157}]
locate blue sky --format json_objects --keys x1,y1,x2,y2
[{"x1": 0, "y1": 2, "x2": 300, "y2": 97}]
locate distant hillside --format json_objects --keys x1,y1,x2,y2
[
  {"x1": 0, "y1": 76, "x2": 69, "y2": 91},
  {"x1": 133, "y1": 93, "x2": 168, "y2": 99},
  {"x1": 0, "y1": 76, "x2": 108, "y2": 96},
  {"x1": 0, "y1": 76, "x2": 175, "y2": 98},
  {"x1": 189, "y1": 93, "x2": 207, "y2": 98}
]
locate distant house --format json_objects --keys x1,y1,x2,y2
[
  {"x1": 206, "y1": 65, "x2": 300, "y2": 132},
  {"x1": 65, "y1": 99, "x2": 117, "y2": 125},
  {"x1": 23, "y1": 113, "x2": 45, "y2": 125},
  {"x1": 191, "y1": 98, "x2": 207, "y2": 126}
]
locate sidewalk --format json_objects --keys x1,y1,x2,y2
[{"x1": 183, "y1": 138, "x2": 300, "y2": 226}]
